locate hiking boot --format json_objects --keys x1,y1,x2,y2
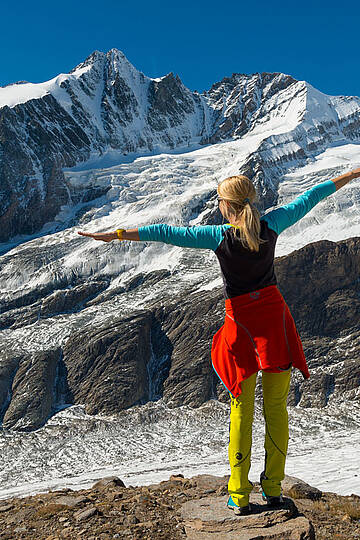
[
  {"x1": 262, "y1": 491, "x2": 284, "y2": 508},
  {"x1": 227, "y1": 495, "x2": 252, "y2": 515}
]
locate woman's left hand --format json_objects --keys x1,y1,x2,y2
[{"x1": 77, "y1": 231, "x2": 116, "y2": 242}]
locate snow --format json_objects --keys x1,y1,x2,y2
[
  {"x1": 0, "y1": 64, "x2": 93, "y2": 110},
  {"x1": 0, "y1": 400, "x2": 359, "y2": 500}
]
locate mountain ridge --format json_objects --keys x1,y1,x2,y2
[{"x1": 1, "y1": 48, "x2": 359, "y2": 241}]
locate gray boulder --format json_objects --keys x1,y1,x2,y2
[{"x1": 181, "y1": 492, "x2": 315, "y2": 539}]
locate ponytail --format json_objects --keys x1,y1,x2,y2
[{"x1": 217, "y1": 175, "x2": 266, "y2": 252}]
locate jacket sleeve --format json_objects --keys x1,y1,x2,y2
[
  {"x1": 261, "y1": 179, "x2": 336, "y2": 235},
  {"x1": 138, "y1": 224, "x2": 230, "y2": 251}
]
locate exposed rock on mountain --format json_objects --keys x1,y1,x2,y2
[
  {"x1": 202, "y1": 72, "x2": 298, "y2": 142},
  {"x1": 0, "y1": 280, "x2": 109, "y2": 330},
  {"x1": 62, "y1": 311, "x2": 152, "y2": 415},
  {"x1": 1, "y1": 349, "x2": 61, "y2": 431}
]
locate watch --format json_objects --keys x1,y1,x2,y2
[{"x1": 116, "y1": 229, "x2": 125, "y2": 240}]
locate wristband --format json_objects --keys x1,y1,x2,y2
[{"x1": 116, "y1": 228, "x2": 125, "y2": 240}]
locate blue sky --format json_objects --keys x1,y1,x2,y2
[{"x1": 1, "y1": 1, "x2": 359, "y2": 97}]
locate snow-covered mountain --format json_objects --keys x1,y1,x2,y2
[
  {"x1": 1, "y1": 48, "x2": 360, "y2": 241},
  {"x1": 0, "y1": 49, "x2": 359, "y2": 499}
]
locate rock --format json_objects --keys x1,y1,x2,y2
[
  {"x1": 74, "y1": 506, "x2": 98, "y2": 521},
  {"x1": 0, "y1": 353, "x2": 21, "y2": 420},
  {"x1": 191, "y1": 474, "x2": 229, "y2": 491},
  {"x1": 61, "y1": 527, "x2": 73, "y2": 537},
  {"x1": 0, "y1": 281, "x2": 110, "y2": 330},
  {"x1": 124, "y1": 515, "x2": 139, "y2": 525},
  {"x1": 40, "y1": 281, "x2": 109, "y2": 317},
  {"x1": 86, "y1": 270, "x2": 170, "y2": 307},
  {"x1": 0, "y1": 504, "x2": 13, "y2": 512},
  {"x1": 169, "y1": 474, "x2": 186, "y2": 483},
  {"x1": 54, "y1": 495, "x2": 89, "y2": 507},
  {"x1": 282, "y1": 475, "x2": 322, "y2": 500},
  {"x1": 275, "y1": 238, "x2": 360, "y2": 337},
  {"x1": 150, "y1": 292, "x2": 225, "y2": 408},
  {"x1": 92, "y1": 477, "x2": 126, "y2": 489},
  {"x1": 2, "y1": 348, "x2": 62, "y2": 431},
  {"x1": 181, "y1": 493, "x2": 315, "y2": 539}
]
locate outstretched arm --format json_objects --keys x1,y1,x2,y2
[
  {"x1": 262, "y1": 168, "x2": 360, "y2": 236},
  {"x1": 77, "y1": 229, "x2": 140, "y2": 242},
  {"x1": 78, "y1": 224, "x2": 230, "y2": 250}
]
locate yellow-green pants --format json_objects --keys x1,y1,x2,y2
[{"x1": 228, "y1": 369, "x2": 291, "y2": 507}]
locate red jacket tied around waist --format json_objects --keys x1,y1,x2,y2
[{"x1": 211, "y1": 285, "x2": 310, "y2": 398}]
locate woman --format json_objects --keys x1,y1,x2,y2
[{"x1": 78, "y1": 167, "x2": 359, "y2": 515}]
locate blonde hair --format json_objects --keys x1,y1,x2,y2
[{"x1": 217, "y1": 175, "x2": 266, "y2": 252}]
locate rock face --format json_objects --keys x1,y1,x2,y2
[
  {"x1": 275, "y1": 237, "x2": 360, "y2": 407},
  {"x1": 0, "y1": 236, "x2": 358, "y2": 431},
  {"x1": 0, "y1": 353, "x2": 21, "y2": 419},
  {"x1": 275, "y1": 238, "x2": 360, "y2": 336},
  {"x1": 1, "y1": 48, "x2": 360, "y2": 241},
  {"x1": 150, "y1": 294, "x2": 225, "y2": 408},
  {"x1": 62, "y1": 311, "x2": 153, "y2": 415},
  {"x1": 1, "y1": 348, "x2": 61, "y2": 431},
  {"x1": 0, "y1": 279, "x2": 109, "y2": 330}
]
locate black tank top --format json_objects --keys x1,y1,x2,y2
[{"x1": 214, "y1": 221, "x2": 278, "y2": 298}]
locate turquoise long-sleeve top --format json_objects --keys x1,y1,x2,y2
[{"x1": 138, "y1": 180, "x2": 336, "y2": 298}]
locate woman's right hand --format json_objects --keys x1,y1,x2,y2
[
  {"x1": 77, "y1": 231, "x2": 117, "y2": 242},
  {"x1": 332, "y1": 168, "x2": 360, "y2": 191}
]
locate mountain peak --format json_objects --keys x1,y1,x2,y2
[{"x1": 69, "y1": 50, "x2": 105, "y2": 74}]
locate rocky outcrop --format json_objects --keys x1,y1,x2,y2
[
  {"x1": 0, "y1": 96, "x2": 89, "y2": 241},
  {"x1": 0, "y1": 353, "x2": 21, "y2": 419},
  {"x1": 149, "y1": 294, "x2": 225, "y2": 408},
  {"x1": 202, "y1": 72, "x2": 298, "y2": 143},
  {"x1": 147, "y1": 73, "x2": 197, "y2": 134},
  {"x1": 275, "y1": 237, "x2": 360, "y2": 407},
  {"x1": 181, "y1": 494, "x2": 315, "y2": 539},
  {"x1": 0, "y1": 473, "x2": 359, "y2": 540},
  {"x1": 275, "y1": 238, "x2": 360, "y2": 336}
]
